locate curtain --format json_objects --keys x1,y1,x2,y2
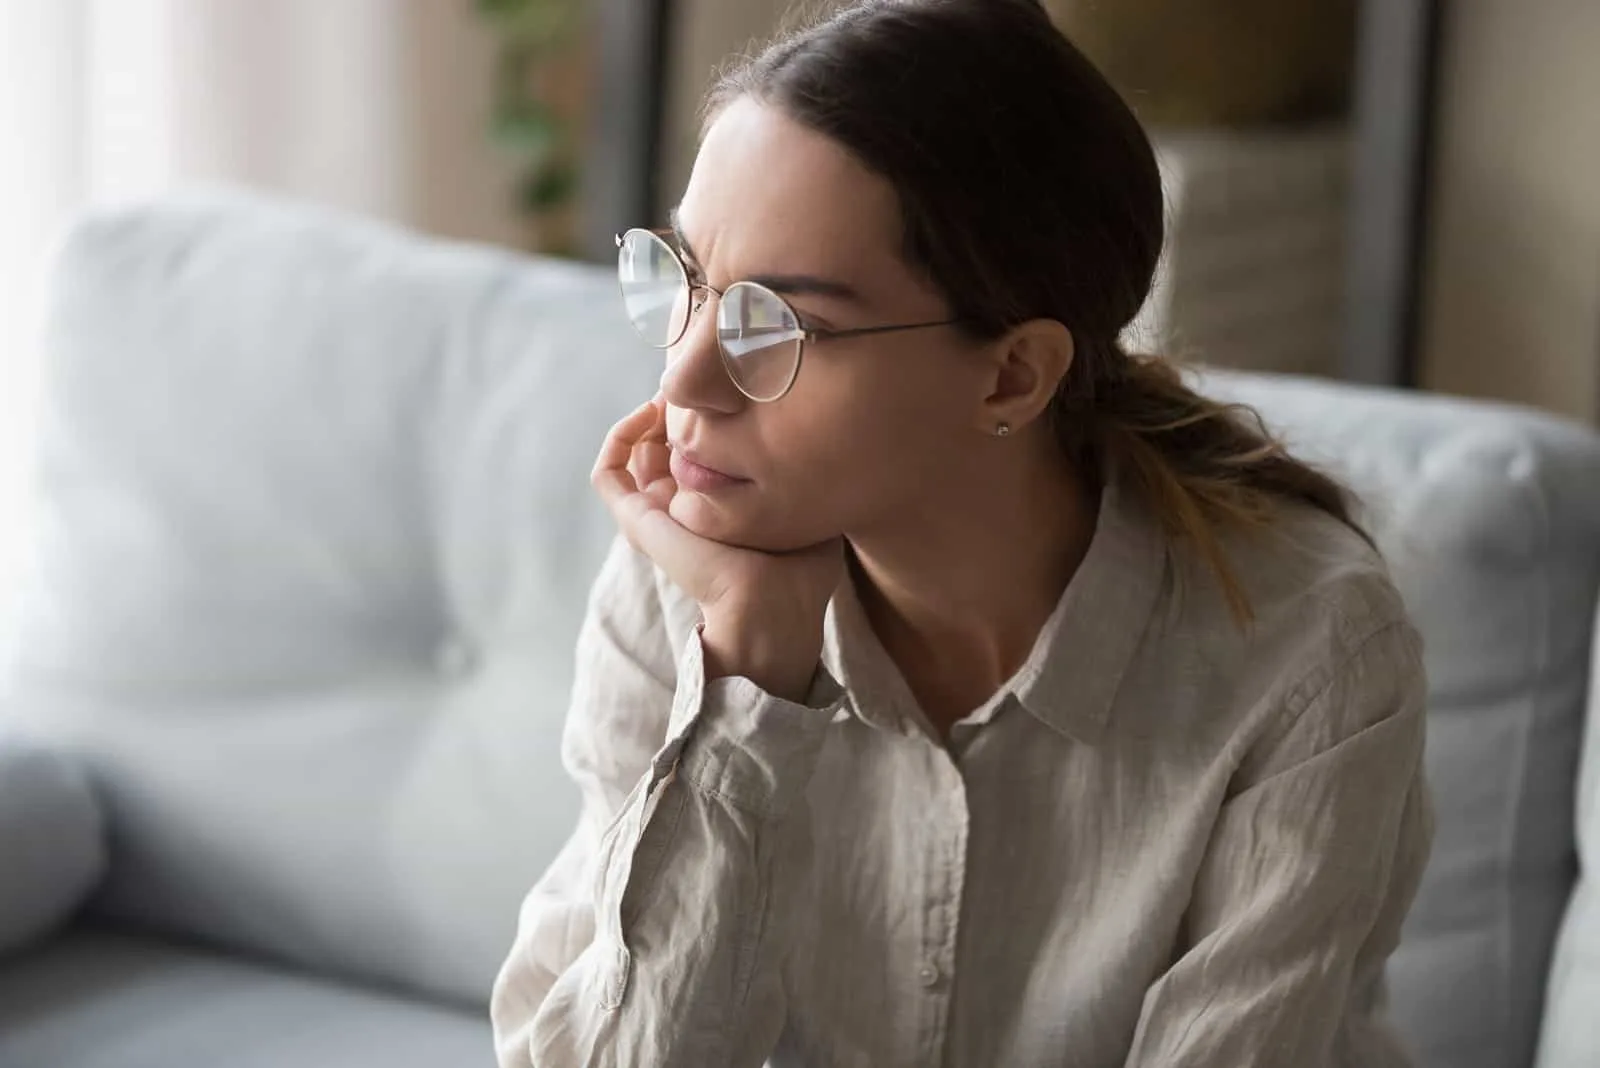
[
  {"x1": 0, "y1": 0, "x2": 94, "y2": 623},
  {"x1": 0, "y1": 0, "x2": 522, "y2": 630}
]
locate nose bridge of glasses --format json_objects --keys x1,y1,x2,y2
[
  {"x1": 689, "y1": 278, "x2": 719, "y2": 309},
  {"x1": 669, "y1": 280, "x2": 726, "y2": 366},
  {"x1": 661, "y1": 292, "x2": 752, "y2": 405}
]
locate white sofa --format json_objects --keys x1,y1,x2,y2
[{"x1": 1, "y1": 191, "x2": 1597, "y2": 1068}]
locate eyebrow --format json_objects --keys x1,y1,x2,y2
[{"x1": 668, "y1": 207, "x2": 864, "y2": 303}]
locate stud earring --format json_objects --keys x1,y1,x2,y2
[{"x1": 995, "y1": 422, "x2": 1012, "y2": 438}]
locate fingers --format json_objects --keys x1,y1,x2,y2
[
  {"x1": 621, "y1": 397, "x2": 673, "y2": 502},
  {"x1": 643, "y1": 392, "x2": 667, "y2": 441},
  {"x1": 594, "y1": 396, "x2": 681, "y2": 550},
  {"x1": 592, "y1": 400, "x2": 659, "y2": 486},
  {"x1": 592, "y1": 396, "x2": 714, "y2": 587},
  {"x1": 593, "y1": 401, "x2": 658, "y2": 542},
  {"x1": 597, "y1": 460, "x2": 710, "y2": 592},
  {"x1": 624, "y1": 498, "x2": 723, "y2": 595},
  {"x1": 633, "y1": 442, "x2": 672, "y2": 498}
]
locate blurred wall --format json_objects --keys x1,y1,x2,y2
[
  {"x1": 141, "y1": 0, "x2": 526, "y2": 246},
  {"x1": 402, "y1": 2, "x2": 533, "y2": 247},
  {"x1": 1417, "y1": 0, "x2": 1600, "y2": 422},
  {"x1": 658, "y1": 0, "x2": 796, "y2": 217}
]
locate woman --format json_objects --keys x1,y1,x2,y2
[{"x1": 491, "y1": 1, "x2": 1433, "y2": 1065}]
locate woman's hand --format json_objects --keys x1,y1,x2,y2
[{"x1": 591, "y1": 395, "x2": 844, "y2": 702}]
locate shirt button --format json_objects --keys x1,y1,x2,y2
[{"x1": 918, "y1": 963, "x2": 940, "y2": 988}]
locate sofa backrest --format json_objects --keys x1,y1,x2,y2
[
  {"x1": 1534, "y1": 598, "x2": 1600, "y2": 1068},
  {"x1": 4, "y1": 191, "x2": 657, "y2": 1006},
  {"x1": 1200, "y1": 373, "x2": 1600, "y2": 1068},
  {"x1": 5, "y1": 194, "x2": 1600, "y2": 1068}
]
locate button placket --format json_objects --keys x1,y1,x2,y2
[{"x1": 916, "y1": 742, "x2": 970, "y2": 1066}]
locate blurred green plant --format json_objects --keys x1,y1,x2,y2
[{"x1": 474, "y1": 0, "x2": 585, "y2": 240}]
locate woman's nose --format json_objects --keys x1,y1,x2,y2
[{"x1": 660, "y1": 297, "x2": 744, "y2": 415}]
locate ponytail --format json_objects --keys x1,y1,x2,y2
[{"x1": 1052, "y1": 343, "x2": 1371, "y2": 625}]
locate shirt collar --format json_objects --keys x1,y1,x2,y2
[
  {"x1": 821, "y1": 561, "x2": 925, "y2": 735},
  {"x1": 821, "y1": 461, "x2": 1170, "y2": 744},
  {"x1": 1007, "y1": 462, "x2": 1168, "y2": 744}
]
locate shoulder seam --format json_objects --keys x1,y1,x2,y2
[{"x1": 1281, "y1": 617, "x2": 1418, "y2": 723}]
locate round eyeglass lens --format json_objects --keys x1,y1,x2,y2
[
  {"x1": 717, "y1": 282, "x2": 804, "y2": 401},
  {"x1": 617, "y1": 229, "x2": 689, "y2": 348}
]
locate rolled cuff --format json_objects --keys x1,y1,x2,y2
[{"x1": 652, "y1": 624, "x2": 846, "y2": 818}]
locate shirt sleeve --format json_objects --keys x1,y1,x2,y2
[
  {"x1": 490, "y1": 535, "x2": 846, "y2": 1068},
  {"x1": 1123, "y1": 618, "x2": 1436, "y2": 1068}
]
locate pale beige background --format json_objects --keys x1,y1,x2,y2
[
  {"x1": 132, "y1": 0, "x2": 530, "y2": 246},
  {"x1": 1417, "y1": 0, "x2": 1600, "y2": 423},
  {"x1": 658, "y1": 0, "x2": 802, "y2": 215}
]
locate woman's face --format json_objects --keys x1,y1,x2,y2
[{"x1": 663, "y1": 96, "x2": 994, "y2": 553}]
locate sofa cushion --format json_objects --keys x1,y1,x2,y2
[
  {"x1": 0, "y1": 926, "x2": 489, "y2": 1068},
  {"x1": 0, "y1": 731, "x2": 105, "y2": 955},
  {"x1": 1200, "y1": 371, "x2": 1600, "y2": 1068},
  {"x1": 0, "y1": 190, "x2": 658, "y2": 1005},
  {"x1": 1535, "y1": 596, "x2": 1600, "y2": 1068}
]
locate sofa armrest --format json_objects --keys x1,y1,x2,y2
[{"x1": 0, "y1": 729, "x2": 106, "y2": 957}]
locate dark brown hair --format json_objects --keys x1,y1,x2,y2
[{"x1": 707, "y1": 0, "x2": 1368, "y2": 622}]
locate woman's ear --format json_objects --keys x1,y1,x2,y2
[{"x1": 976, "y1": 318, "x2": 1075, "y2": 434}]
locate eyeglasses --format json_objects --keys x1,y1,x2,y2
[{"x1": 615, "y1": 227, "x2": 959, "y2": 402}]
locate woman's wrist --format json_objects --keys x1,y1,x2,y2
[{"x1": 699, "y1": 611, "x2": 826, "y2": 705}]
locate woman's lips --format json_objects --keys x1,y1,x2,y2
[{"x1": 669, "y1": 448, "x2": 749, "y2": 493}]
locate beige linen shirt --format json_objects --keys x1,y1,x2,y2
[{"x1": 491, "y1": 469, "x2": 1434, "y2": 1067}]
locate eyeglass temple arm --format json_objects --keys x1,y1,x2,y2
[{"x1": 807, "y1": 318, "x2": 962, "y2": 342}]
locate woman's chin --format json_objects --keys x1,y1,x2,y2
[
  {"x1": 668, "y1": 489, "x2": 813, "y2": 553},
  {"x1": 668, "y1": 490, "x2": 740, "y2": 541}
]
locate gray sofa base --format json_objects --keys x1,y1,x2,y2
[{"x1": 0, "y1": 928, "x2": 491, "y2": 1068}]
